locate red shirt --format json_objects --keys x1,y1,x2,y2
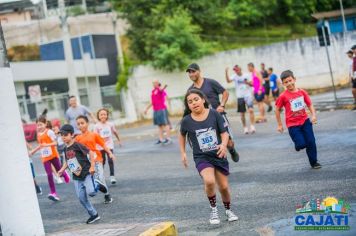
[{"x1": 275, "y1": 89, "x2": 312, "y2": 128}]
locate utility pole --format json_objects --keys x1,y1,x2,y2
[
  {"x1": 112, "y1": 11, "x2": 124, "y2": 70},
  {"x1": 0, "y1": 21, "x2": 45, "y2": 236},
  {"x1": 339, "y1": 0, "x2": 347, "y2": 34},
  {"x1": 59, "y1": 0, "x2": 80, "y2": 102},
  {"x1": 321, "y1": 23, "x2": 338, "y2": 105}
]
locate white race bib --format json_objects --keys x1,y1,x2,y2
[
  {"x1": 67, "y1": 157, "x2": 82, "y2": 176},
  {"x1": 290, "y1": 96, "x2": 305, "y2": 112},
  {"x1": 99, "y1": 127, "x2": 111, "y2": 138},
  {"x1": 196, "y1": 129, "x2": 218, "y2": 152},
  {"x1": 41, "y1": 147, "x2": 52, "y2": 158},
  {"x1": 270, "y1": 81, "x2": 275, "y2": 88}
]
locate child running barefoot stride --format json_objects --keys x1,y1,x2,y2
[
  {"x1": 58, "y1": 124, "x2": 105, "y2": 224},
  {"x1": 275, "y1": 70, "x2": 322, "y2": 169},
  {"x1": 30, "y1": 116, "x2": 70, "y2": 201},
  {"x1": 179, "y1": 89, "x2": 238, "y2": 225},
  {"x1": 94, "y1": 108, "x2": 121, "y2": 185},
  {"x1": 75, "y1": 115, "x2": 116, "y2": 204}
]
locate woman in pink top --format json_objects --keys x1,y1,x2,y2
[
  {"x1": 248, "y1": 63, "x2": 266, "y2": 122},
  {"x1": 94, "y1": 108, "x2": 121, "y2": 184},
  {"x1": 144, "y1": 80, "x2": 172, "y2": 145}
]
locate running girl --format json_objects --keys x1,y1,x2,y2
[
  {"x1": 94, "y1": 108, "x2": 121, "y2": 185},
  {"x1": 29, "y1": 116, "x2": 70, "y2": 201},
  {"x1": 179, "y1": 89, "x2": 238, "y2": 225},
  {"x1": 75, "y1": 115, "x2": 115, "y2": 204}
]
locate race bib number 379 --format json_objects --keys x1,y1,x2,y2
[
  {"x1": 196, "y1": 128, "x2": 218, "y2": 152},
  {"x1": 290, "y1": 96, "x2": 305, "y2": 112}
]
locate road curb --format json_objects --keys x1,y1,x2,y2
[{"x1": 139, "y1": 222, "x2": 178, "y2": 236}]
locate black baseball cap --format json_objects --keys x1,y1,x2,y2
[
  {"x1": 351, "y1": 45, "x2": 356, "y2": 50},
  {"x1": 59, "y1": 124, "x2": 74, "y2": 135},
  {"x1": 186, "y1": 63, "x2": 200, "y2": 72},
  {"x1": 280, "y1": 70, "x2": 294, "y2": 80}
]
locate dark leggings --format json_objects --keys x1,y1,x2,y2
[{"x1": 100, "y1": 150, "x2": 115, "y2": 176}]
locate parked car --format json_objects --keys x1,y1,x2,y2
[{"x1": 22, "y1": 118, "x2": 61, "y2": 142}]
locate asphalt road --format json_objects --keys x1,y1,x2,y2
[{"x1": 30, "y1": 109, "x2": 356, "y2": 236}]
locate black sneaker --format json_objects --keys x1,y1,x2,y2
[
  {"x1": 229, "y1": 148, "x2": 239, "y2": 162},
  {"x1": 35, "y1": 185, "x2": 42, "y2": 195},
  {"x1": 162, "y1": 138, "x2": 172, "y2": 145},
  {"x1": 155, "y1": 140, "x2": 162, "y2": 145},
  {"x1": 104, "y1": 194, "x2": 113, "y2": 204},
  {"x1": 86, "y1": 214, "x2": 100, "y2": 224},
  {"x1": 267, "y1": 105, "x2": 273, "y2": 112},
  {"x1": 312, "y1": 163, "x2": 322, "y2": 169},
  {"x1": 94, "y1": 179, "x2": 108, "y2": 194}
]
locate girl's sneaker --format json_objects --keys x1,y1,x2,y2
[
  {"x1": 209, "y1": 206, "x2": 220, "y2": 225},
  {"x1": 48, "y1": 193, "x2": 60, "y2": 202},
  {"x1": 225, "y1": 209, "x2": 238, "y2": 222},
  {"x1": 249, "y1": 125, "x2": 256, "y2": 134},
  {"x1": 110, "y1": 176, "x2": 117, "y2": 184},
  {"x1": 243, "y1": 127, "x2": 249, "y2": 134},
  {"x1": 54, "y1": 174, "x2": 64, "y2": 184}
]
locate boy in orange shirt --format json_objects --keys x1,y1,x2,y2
[{"x1": 75, "y1": 115, "x2": 115, "y2": 203}]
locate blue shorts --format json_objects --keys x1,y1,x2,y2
[
  {"x1": 153, "y1": 109, "x2": 168, "y2": 126},
  {"x1": 254, "y1": 93, "x2": 265, "y2": 102}
]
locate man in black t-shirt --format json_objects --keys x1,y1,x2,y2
[
  {"x1": 260, "y1": 63, "x2": 273, "y2": 112},
  {"x1": 185, "y1": 63, "x2": 239, "y2": 162}
]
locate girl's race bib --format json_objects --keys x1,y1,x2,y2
[
  {"x1": 196, "y1": 128, "x2": 218, "y2": 152},
  {"x1": 290, "y1": 96, "x2": 306, "y2": 112},
  {"x1": 67, "y1": 157, "x2": 82, "y2": 176},
  {"x1": 41, "y1": 147, "x2": 53, "y2": 158},
  {"x1": 100, "y1": 127, "x2": 112, "y2": 138}
]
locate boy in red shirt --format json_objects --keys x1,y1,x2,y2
[{"x1": 275, "y1": 70, "x2": 321, "y2": 169}]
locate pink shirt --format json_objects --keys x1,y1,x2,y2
[
  {"x1": 252, "y1": 71, "x2": 265, "y2": 94},
  {"x1": 94, "y1": 121, "x2": 117, "y2": 150},
  {"x1": 151, "y1": 88, "x2": 167, "y2": 111},
  {"x1": 275, "y1": 89, "x2": 312, "y2": 128}
]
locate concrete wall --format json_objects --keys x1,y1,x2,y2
[{"x1": 128, "y1": 31, "x2": 356, "y2": 119}]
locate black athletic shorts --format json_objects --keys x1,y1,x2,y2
[
  {"x1": 264, "y1": 81, "x2": 270, "y2": 96},
  {"x1": 272, "y1": 89, "x2": 280, "y2": 98},
  {"x1": 352, "y1": 79, "x2": 356, "y2": 89}
]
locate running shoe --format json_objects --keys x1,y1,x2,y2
[
  {"x1": 48, "y1": 193, "x2": 60, "y2": 202},
  {"x1": 225, "y1": 209, "x2": 238, "y2": 222},
  {"x1": 229, "y1": 148, "x2": 240, "y2": 162},
  {"x1": 110, "y1": 176, "x2": 117, "y2": 185},
  {"x1": 104, "y1": 194, "x2": 113, "y2": 204},
  {"x1": 249, "y1": 125, "x2": 256, "y2": 134},
  {"x1": 155, "y1": 140, "x2": 162, "y2": 145},
  {"x1": 209, "y1": 206, "x2": 220, "y2": 225},
  {"x1": 54, "y1": 174, "x2": 64, "y2": 184},
  {"x1": 36, "y1": 185, "x2": 42, "y2": 195},
  {"x1": 162, "y1": 138, "x2": 172, "y2": 145},
  {"x1": 94, "y1": 179, "x2": 108, "y2": 194},
  {"x1": 243, "y1": 127, "x2": 249, "y2": 134},
  {"x1": 312, "y1": 163, "x2": 322, "y2": 169},
  {"x1": 267, "y1": 105, "x2": 273, "y2": 112},
  {"x1": 86, "y1": 214, "x2": 100, "y2": 224}
]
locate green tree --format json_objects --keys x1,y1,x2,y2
[{"x1": 152, "y1": 9, "x2": 210, "y2": 71}]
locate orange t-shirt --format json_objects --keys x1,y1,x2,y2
[
  {"x1": 75, "y1": 131, "x2": 105, "y2": 163},
  {"x1": 37, "y1": 129, "x2": 59, "y2": 163}
]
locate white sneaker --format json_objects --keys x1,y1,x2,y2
[
  {"x1": 243, "y1": 127, "x2": 249, "y2": 134},
  {"x1": 225, "y1": 209, "x2": 238, "y2": 222},
  {"x1": 110, "y1": 176, "x2": 117, "y2": 185},
  {"x1": 54, "y1": 174, "x2": 63, "y2": 184},
  {"x1": 249, "y1": 125, "x2": 256, "y2": 134},
  {"x1": 209, "y1": 206, "x2": 220, "y2": 225}
]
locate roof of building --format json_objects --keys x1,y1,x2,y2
[{"x1": 312, "y1": 8, "x2": 356, "y2": 20}]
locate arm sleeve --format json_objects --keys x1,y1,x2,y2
[
  {"x1": 215, "y1": 111, "x2": 228, "y2": 134},
  {"x1": 275, "y1": 94, "x2": 284, "y2": 109},
  {"x1": 77, "y1": 143, "x2": 89, "y2": 155},
  {"x1": 47, "y1": 129, "x2": 57, "y2": 142},
  {"x1": 211, "y1": 79, "x2": 226, "y2": 94},
  {"x1": 180, "y1": 118, "x2": 188, "y2": 136},
  {"x1": 95, "y1": 133, "x2": 106, "y2": 148},
  {"x1": 301, "y1": 90, "x2": 312, "y2": 107}
]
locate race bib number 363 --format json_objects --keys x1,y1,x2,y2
[
  {"x1": 290, "y1": 96, "x2": 305, "y2": 112},
  {"x1": 196, "y1": 128, "x2": 218, "y2": 152}
]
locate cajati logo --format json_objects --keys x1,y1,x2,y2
[{"x1": 294, "y1": 197, "x2": 351, "y2": 231}]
